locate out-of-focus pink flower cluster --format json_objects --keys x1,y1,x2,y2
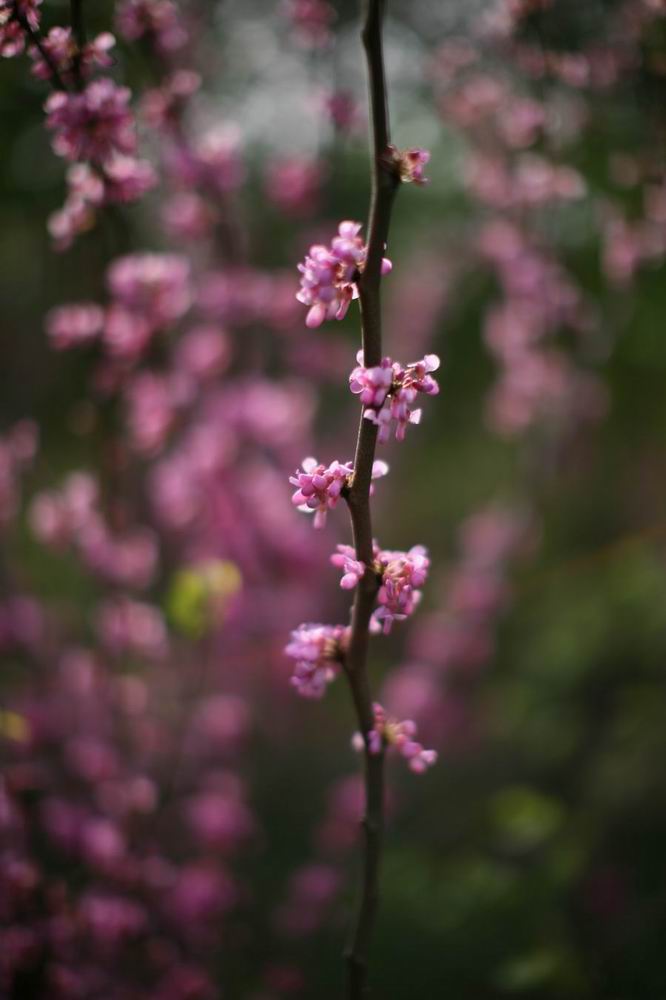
[
  {"x1": 0, "y1": 0, "x2": 41, "y2": 58},
  {"x1": 29, "y1": 471, "x2": 159, "y2": 590},
  {"x1": 282, "y1": 0, "x2": 336, "y2": 49},
  {"x1": 29, "y1": 27, "x2": 115, "y2": 84},
  {"x1": 381, "y1": 505, "x2": 537, "y2": 755},
  {"x1": 296, "y1": 220, "x2": 392, "y2": 329},
  {"x1": 45, "y1": 74, "x2": 157, "y2": 248},
  {"x1": 0, "y1": 420, "x2": 38, "y2": 529},
  {"x1": 46, "y1": 252, "x2": 191, "y2": 375},
  {"x1": 350, "y1": 351, "x2": 441, "y2": 442},
  {"x1": 115, "y1": 0, "x2": 188, "y2": 55},
  {"x1": 353, "y1": 703, "x2": 437, "y2": 773},
  {"x1": 2, "y1": 0, "x2": 188, "y2": 249}
]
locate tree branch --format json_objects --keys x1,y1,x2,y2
[
  {"x1": 70, "y1": 0, "x2": 85, "y2": 89},
  {"x1": 342, "y1": 1, "x2": 400, "y2": 996}
]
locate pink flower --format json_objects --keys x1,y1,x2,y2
[
  {"x1": 289, "y1": 457, "x2": 353, "y2": 528},
  {"x1": 265, "y1": 157, "x2": 324, "y2": 216},
  {"x1": 0, "y1": 0, "x2": 42, "y2": 58},
  {"x1": 285, "y1": 623, "x2": 348, "y2": 699},
  {"x1": 174, "y1": 326, "x2": 230, "y2": 380},
  {"x1": 46, "y1": 303, "x2": 104, "y2": 350},
  {"x1": 162, "y1": 192, "x2": 212, "y2": 241},
  {"x1": 348, "y1": 353, "x2": 394, "y2": 408},
  {"x1": 392, "y1": 146, "x2": 431, "y2": 185},
  {"x1": 372, "y1": 544, "x2": 430, "y2": 633},
  {"x1": 107, "y1": 253, "x2": 191, "y2": 329},
  {"x1": 296, "y1": 220, "x2": 392, "y2": 329},
  {"x1": 96, "y1": 597, "x2": 168, "y2": 660},
  {"x1": 283, "y1": 0, "x2": 336, "y2": 49},
  {"x1": 115, "y1": 0, "x2": 188, "y2": 54},
  {"x1": 45, "y1": 79, "x2": 136, "y2": 164},
  {"x1": 330, "y1": 545, "x2": 366, "y2": 590},
  {"x1": 357, "y1": 353, "x2": 441, "y2": 442},
  {"x1": 353, "y1": 703, "x2": 437, "y2": 774},
  {"x1": 102, "y1": 154, "x2": 157, "y2": 203},
  {"x1": 29, "y1": 28, "x2": 115, "y2": 83},
  {"x1": 290, "y1": 456, "x2": 388, "y2": 528}
]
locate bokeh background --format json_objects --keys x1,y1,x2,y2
[{"x1": 2, "y1": 0, "x2": 666, "y2": 997}]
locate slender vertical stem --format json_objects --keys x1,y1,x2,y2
[
  {"x1": 343, "y1": 1, "x2": 400, "y2": 997},
  {"x1": 70, "y1": 0, "x2": 85, "y2": 89}
]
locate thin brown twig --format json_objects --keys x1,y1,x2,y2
[
  {"x1": 70, "y1": 0, "x2": 85, "y2": 89},
  {"x1": 342, "y1": 0, "x2": 400, "y2": 996}
]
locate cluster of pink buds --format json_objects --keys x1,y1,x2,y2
[
  {"x1": 353, "y1": 703, "x2": 437, "y2": 774},
  {"x1": 285, "y1": 624, "x2": 349, "y2": 699},
  {"x1": 330, "y1": 542, "x2": 430, "y2": 633},
  {"x1": 290, "y1": 457, "x2": 388, "y2": 528},
  {"x1": 115, "y1": 0, "x2": 188, "y2": 55},
  {"x1": 350, "y1": 352, "x2": 441, "y2": 442},
  {"x1": 330, "y1": 545, "x2": 366, "y2": 590},
  {"x1": 45, "y1": 77, "x2": 156, "y2": 248},
  {"x1": 391, "y1": 146, "x2": 431, "y2": 185},
  {"x1": 373, "y1": 544, "x2": 430, "y2": 633},
  {"x1": 296, "y1": 220, "x2": 392, "y2": 329},
  {"x1": 0, "y1": 0, "x2": 41, "y2": 58},
  {"x1": 29, "y1": 27, "x2": 115, "y2": 84}
]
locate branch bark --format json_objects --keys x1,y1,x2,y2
[{"x1": 343, "y1": 1, "x2": 400, "y2": 996}]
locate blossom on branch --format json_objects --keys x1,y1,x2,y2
[
  {"x1": 45, "y1": 79, "x2": 137, "y2": 163},
  {"x1": 296, "y1": 220, "x2": 392, "y2": 329},
  {"x1": 353, "y1": 703, "x2": 437, "y2": 774},
  {"x1": 0, "y1": 0, "x2": 42, "y2": 58},
  {"x1": 373, "y1": 544, "x2": 430, "y2": 633},
  {"x1": 350, "y1": 352, "x2": 441, "y2": 442},
  {"x1": 330, "y1": 545, "x2": 366, "y2": 590},
  {"x1": 289, "y1": 458, "x2": 353, "y2": 528},
  {"x1": 285, "y1": 623, "x2": 349, "y2": 699},
  {"x1": 115, "y1": 0, "x2": 188, "y2": 54},
  {"x1": 392, "y1": 146, "x2": 431, "y2": 185},
  {"x1": 29, "y1": 27, "x2": 115, "y2": 84},
  {"x1": 290, "y1": 457, "x2": 388, "y2": 528}
]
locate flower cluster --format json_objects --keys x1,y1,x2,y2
[
  {"x1": 350, "y1": 352, "x2": 441, "y2": 442},
  {"x1": 353, "y1": 703, "x2": 437, "y2": 773},
  {"x1": 289, "y1": 457, "x2": 353, "y2": 528},
  {"x1": 330, "y1": 542, "x2": 430, "y2": 633},
  {"x1": 47, "y1": 253, "x2": 192, "y2": 372},
  {"x1": 0, "y1": 0, "x2": 41, "y2": 58},
  {"x1": 374, "y1": 544, "x2": 430, "y2": 634},
  {"x1": 285, "y1": 623, "x2": 349, "y2": 699},
  {"x1": 282, "y1": 0, "x2": 336, "y2": 49},
  {"x1": 290, "y1": 457, "x2": 388, "y2": 528},
  {"x1": 115, "y1": 0, "x2": 188, "y2": 55},
  {"x1": 296, "y1": 220, "x2": 392, "y2": 329},
  {"x1": 29, "y1": 27, "x2": 115, "y2": 83},
  {"x1": 29, "y1": 472, "x2": 158, "y2": 589},
  {"x1": 392, "y1": 146, "x2": 431, "y2": 185},
  {"x1": 45, "y1": 78, "x2": 156, "y2": 248}
]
